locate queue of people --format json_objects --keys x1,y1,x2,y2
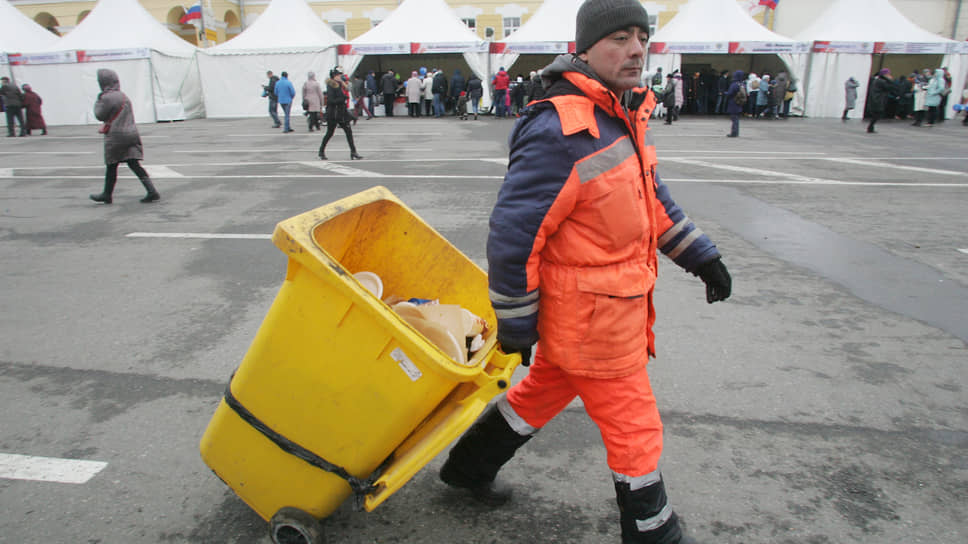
[{"x1": 840, "y1": 66, "x2": 963, "y2": 133}]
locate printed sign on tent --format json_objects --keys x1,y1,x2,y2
[
  {"x1": 77, "y1": 49, "x2": 151, "y2": 62},
  {"x1": 729, "y1": 42, "x2": 811, "y2": 54},
  {"x1": 6, "y1": 51, "x2": 78, "y2": 65},
  {"x1": 411, "y1": 42, "x2": 488, "y2": 54},
  {"x1": 649, "y1": 42, "x2": 729, "y2": 54},
  {"x1": 812, "y1": 41, "x2": 874, "y2": 54}
]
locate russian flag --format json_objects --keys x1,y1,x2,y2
[
  {"x1": 759, "y1": 0, "x2": 779, "y2": 8},
  {"x1": 179, "y1": 4, "x2": 201, "y2": 24}
]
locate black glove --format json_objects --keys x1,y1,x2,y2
[
  {"x1": 498, "y1": 335, "x2": 533, "y2": 367},
  {"x1": 695, "y1": 257, "x2": 732, "y2": 303}
]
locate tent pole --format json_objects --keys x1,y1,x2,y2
[
  {"x1": 953, "y1": 0, "x2": 963, "y2": 39},
  {"x1": 148, "y1": 54, "x2": 159, "y2": 123},
  {"x1": 801, "y1": 51, "x2": 815, "y2": 117}
]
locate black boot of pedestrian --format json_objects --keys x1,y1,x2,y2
[
  {"x1": 90, "y1": 177, "x2": 117, "y2": 204},
  {"x1": 439, "y1": 403, "x2": 532, "y2": 506},
  {"x1": 345, "y1": 125, "x2": 363, "y2": 160}
]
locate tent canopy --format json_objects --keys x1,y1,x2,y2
[
  {"x1": 795, "y1": 0, "x2": 956, "y2": 44},
  {"x1": 0, "y1": 0, "x2": 60, "y2": 52},
  {"x1": 348, "y1": 0, "x2": 486, "y2": 53},
  {"x1": 650, "y1": 0, "x2": 802, "y2": 53},
  {"x1": 209, "y1": 0, "x2": 343, "y2": 54},
  {"x1": 497, "y1": 0, "x2": 582, "y2": 50},
  {"x1": 29, "y1": 0, "x2": 197, "y2": 57}
]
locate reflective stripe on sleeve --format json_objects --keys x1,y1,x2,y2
[
  {"x1": 575, "y1": 137, "x2": 636, "y2": 184},
  {"x1": 666, "y1": 227, "x2": 705, "y2": 260},
  {"x1": 494, "y1": 302, "x2": 539, "y2": 320},
  {"x1": 657, "y1": 217, "x2": 689, "y2": 248},
  {"x1": 489, "y1": 288, "x2": 539, "y2": 306}
]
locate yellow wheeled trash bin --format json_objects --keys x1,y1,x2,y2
[{"x1": 199, "y1": 186, "x2": 521, "y2": 544}]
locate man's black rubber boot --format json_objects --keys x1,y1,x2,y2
[{"x1": 439, "y1": 402, "x2": 532, "y2": 506}]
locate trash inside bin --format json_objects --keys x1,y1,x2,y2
[{"x1": 199, "y1": 186, "x2": 521, "y2": 527}]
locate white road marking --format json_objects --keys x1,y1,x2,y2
[
  {"x1": 1, "y1": 174, "x2": 505, "y2": 180},
  {"x1": 143, "y1": 165, "x2": 184, "y2": 178},
  {"x1": 298, "y1": 161, "x2": 384, "y2": 177},
  {"x1": 0, "y1": 453, "x2": 107, "y2": 484},
  {"x1": 482, "y1": 158, "x2": 509, "y2": 166},
  {"x1": 958, "y1": 249, "x2": 968, "y2": 255},
  {"x1": 126, "y1": 232, "x2": 271, "y2": 239},
  {"x1": 662, "y1": 178, "x2": 968, "y2": 187},
  {"x1": 664, "y1": 157, "x2": 816, "y2": 181},
  {"x1": 0, "y1": 151, "x2": 95, "y2": 155},
  {"x1": 0, "y1": 168, "x2": 12, "y2": 178},
  {"x1": 823, "y1": 157, "x2": 968, "y2": 177}
]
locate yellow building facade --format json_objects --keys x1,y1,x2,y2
[{"x1": 11, "y1": 0, "x2": 767, "y2": 47}]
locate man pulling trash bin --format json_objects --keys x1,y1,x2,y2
[{"x1": 438, "y1": 1, "x2": 732, "y2": 543}]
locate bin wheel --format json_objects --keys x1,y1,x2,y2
[{"x1": 269, "y1": 507, "x2": 325, "y2": 544}]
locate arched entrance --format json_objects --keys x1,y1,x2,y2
[
  {"x1": 34, "y1": 12, "x2": 61, "y2": 36},
  {"x1": 224, "y1": 10, "x2": 241, "y2": 41}
]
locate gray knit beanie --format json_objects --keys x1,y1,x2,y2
[{"x1": 575, "y1": 0, "x2": 650, "y2": 54}]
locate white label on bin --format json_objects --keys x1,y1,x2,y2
[{"x1": 391, "y1": 348, "x2": 422, "y2": 382}]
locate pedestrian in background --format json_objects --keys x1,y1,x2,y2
[
  {"x1": 422, "y1": 69, "x2": 434, "y2": 117},
  {"x1": 438, "y1": 4, "x2": 729, "y2": 544},
  {"x1": 89, "y1": 69, "x2": 159, "y2": 204},
  {"x1": 450, "y1": 69, "x2": 466, "y2": 115},
  {"x1": 1, "y1": 76, "x2": 26, "y2": 137},
  {"x1": 843, "y1": 76, "x2": 859, "y2": 121},
  {"x1": 466, "y1": 73, "x2": 483, "y2": 120},
  {"x1": 726, "y1": 69, "x2": 746, "y2": 137},
  {"x1": 22, "y1": 83, "x2": 47, "y2": 135},
  {"x1": 302, "y1": 72, "x2": 324, "y2": 132},
  {"x1": 263, "y1": 70, "x2": 281, "y2": 128},
  {"x1": 351, "y1": 74, "x2": 373, "y2": 120},
  {"x1": 492, "y1": 67, "x2": 510, "y2": 118},
  {"x1": 662, "y1": 72, "x2": 676, "y2": 124},
  {"x1": 432, "y1": 69, "x2": 448, "y2": 117},
  {"x1": 380, "y1": 69, "x2": 397, "y2": 117},
  {"x1": 318, "y1": 67, "x2": 362, "y2": 161},
  {"x1": 274, "y1": 71, "x2": 296, "y2": 133},
  {"x1": 867, "y1": 68, "x2": 892, "y2": 133},
  {"x1": 406, "y1": 71, "x2": 423, "y2": 117},
  {"x1": 911, "y1": 72, "x2": 928, "y2": 126},
  {"x1": 365, "y1": 70, "x2": 378, "y2": 116},
  {"x1": 925, "y1": 68, "x2": 945, "y2": 126}
]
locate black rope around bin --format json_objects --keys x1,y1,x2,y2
[{"x1": 222, "y1": 385, "x2": 387, "y2": 509}]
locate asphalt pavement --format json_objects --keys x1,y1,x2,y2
[{"x1": 0, "y1": 109, "x2": 966, "y2": 544}]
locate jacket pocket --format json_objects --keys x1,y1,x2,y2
[
  {"x1": 575, "y1": 264, "x2": 653, "y2": 361},
  {"x1": 576, "y1": 164, "x2": 647, "y2": 251}
]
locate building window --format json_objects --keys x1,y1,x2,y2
[
  {"x1": 484, "y1": 27, "x2": 495, "y2": 39},
  {"x1": 503, "y1": 17, "x2": 520, "y2": 38},
  {"x1": 648, "y1": 14, "x2": 657, "y2": 37},
  {"x1": 462, "y1": 18, "x2": 476, "y2": 31},
  {"x1": 371, "y1": 19, "x2": 382, "y2": 28},
  {"x1": 329, "y1": 22, "x2": 346, "y2": 39}
]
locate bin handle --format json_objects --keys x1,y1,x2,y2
[{"x1": 222, "y1": 385, "x2": 387, "y2": 510}]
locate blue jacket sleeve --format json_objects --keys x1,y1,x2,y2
[{"x1": 486, "y1": 111, "x2": 573, "y2": 349}]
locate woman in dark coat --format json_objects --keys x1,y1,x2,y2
[
  {"x1": 867, "y1": 68, "x2": 892, "y2": 134},
  {"x1": 22, "y1": 84, "x2": 47, "y2": 135},
  {"x1": 317, "y1": 67, "x2": 362, "y2": 161},
  {"x1": 89, "y1": 69, "x2": 159, "y2": 204}
]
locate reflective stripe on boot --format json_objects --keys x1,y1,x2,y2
[
  {"x1": 614, "y1": 470, "x2": 683, "y2": 544},
  {"x1": 440, "y1": 400, "x2": 533, "y2": 488}
]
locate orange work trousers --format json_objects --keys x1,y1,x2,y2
[{"x1": 505, "y1": 349, "x2": 664, "y2": 477}]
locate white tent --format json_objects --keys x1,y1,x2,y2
[
  {"x1": 647, "y1": 0, "x2": 809, "y2": 112},
  {"x1": 0, "y1": 0, "x2": 60, "y2": 61},
  {"x1": 489, "y1": 0, "x2": 584, "y2": 76},
  {"x1": 8, "y1": 0, "x2": 203, "y2": 126},
  {"x1": 197, "y1": 0, "x2": 342, "y2": 118},
  {"x1": 339, "y1": 0, "x2": 490, "y2": 109},
  {"x1": 795, "y1": 0, "x2": 968, "y2": 119}
]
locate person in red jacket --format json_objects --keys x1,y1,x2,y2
[
  {"x1": 439, "y1": 1, "x2": 731, "y2": 543},
  {"x1": 491, "y1": 68, "x2": 510, "y2": 118}
]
